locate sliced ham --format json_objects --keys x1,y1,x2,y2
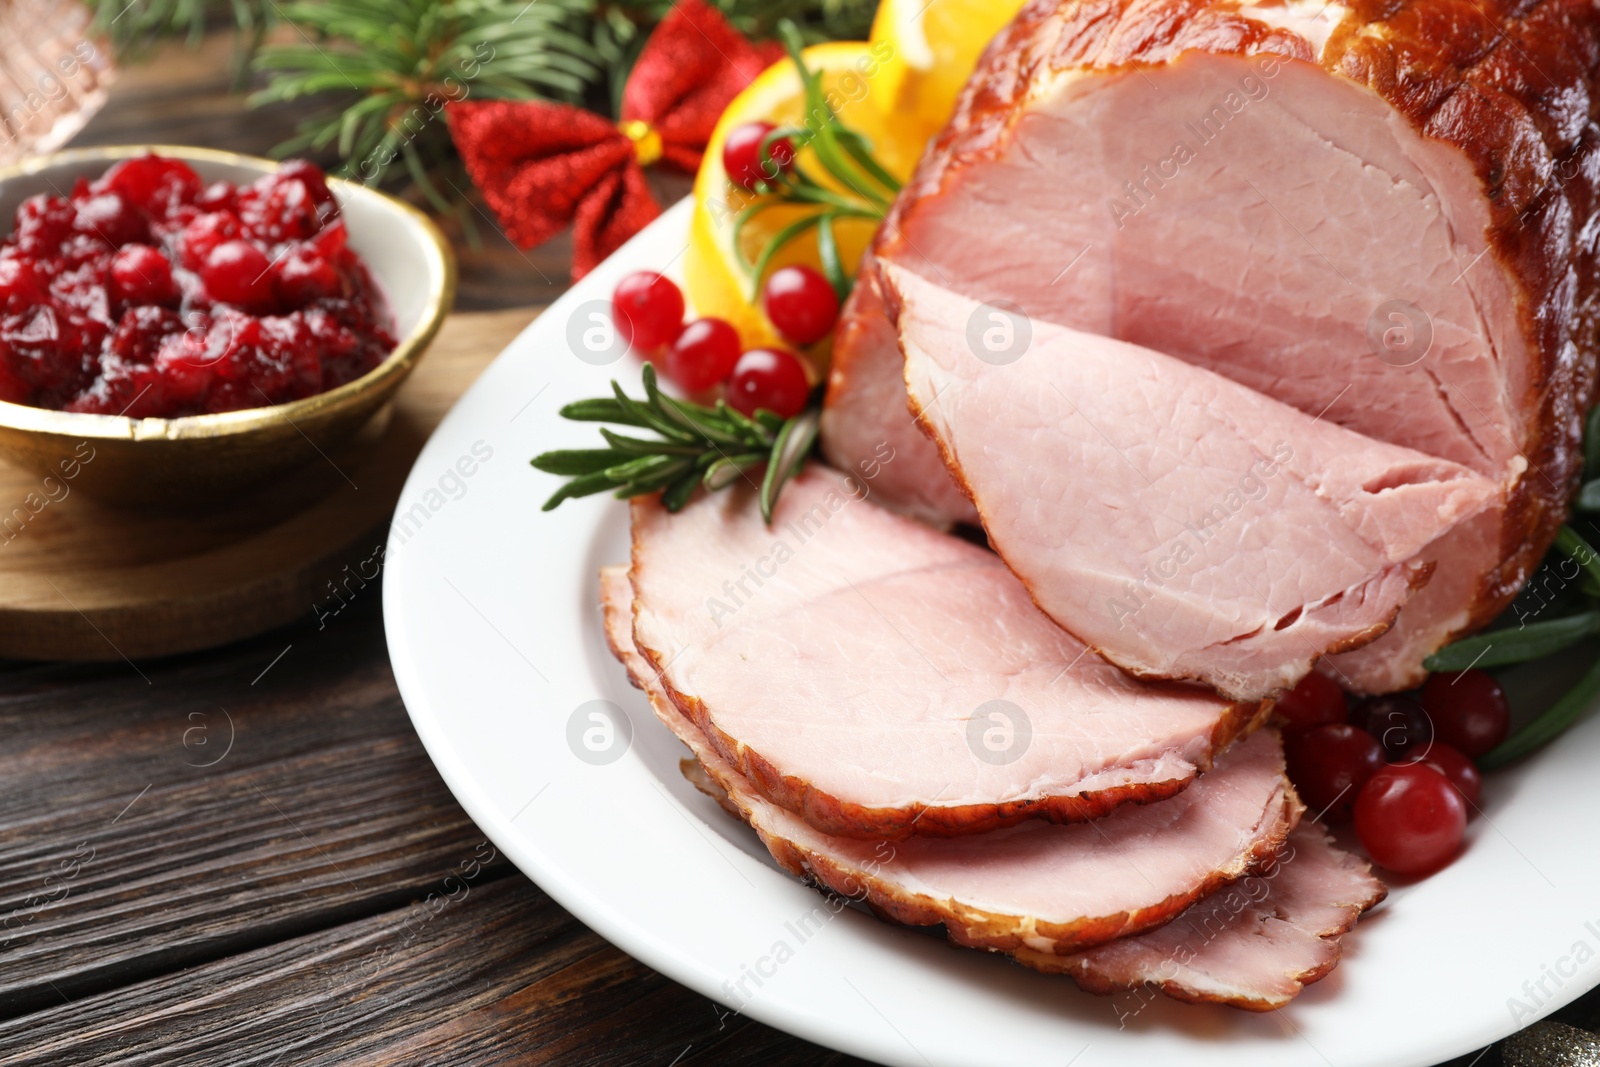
[
  {"x1": 889, "y1": 264, "x2": 1498, "y2": 701},
  {"x1": 629, "y1": 465, "x2": 1264, "y2": 839},
  {"x1": 822, "y1": 0, "x2": 1600, "y2": 691},
  {"x1": 1016, "y1": 823, "x2": 1385, "y2": 1011},
  {"x1": 602, "y1": 566, "x2": 1303, "y2": 959}
]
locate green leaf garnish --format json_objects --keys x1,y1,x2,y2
[
  {"x1": 531, "y1": 363, "x2": 819, "y2": 520},
  {"x1": 729, "y1": 19, "x2": 903, "y2": 303}
]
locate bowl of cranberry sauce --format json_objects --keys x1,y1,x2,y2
[{"x1": 0, "y1": 146, "x2": 455, "y2": 505}]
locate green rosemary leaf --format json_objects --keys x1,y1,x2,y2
[
  {"x1": 598, "y1": 428, "x2": 706, "y2": 457},
  {"x1": 661, "y1": 468, "x2": 704, "y2": 513},
  {"x1": 704, "y1": 453, "x2": 769, "y2": 491},
  {"x1": 611, "y1": 379, "x2": 698, "y2": 442},
  {"x1": 641, "y1": 364, "x2": 747, "y2": 447},
  {"x1": 815, "y1": 213, "x2": 850, "y2": 301},
  {"x1": 717, "y1": 401, "x2": 777, "y2": 446},
  {"x1": 1555, "y1": 526, "x2": 1600, "y2": 587},
  {"x1": 655, "y1": 394, "x2": 748, "y2": 447},
  {"x1": 1577, "y1": 479, "x2": 1600, "y2": 512},
  {"x1": 776, "y1": 184, "x2": 875, "y2": 213},
  {"x1": 732, "y1": 199, "x2": 792, "y2": 272},
  {"x1": 1423, "y1": 611, "x2": 1600, "y2": 671},
  {"x1": 602, "y1": 453, "x2": 682, "y2": 483},
  {"x1": 760, "y1": 408, "x2": 821, "y2": 523},
  {"x1": 612, "y1": 457, "x2": 696, "y2": 496},
  {"x1": 558, "y1": 398, "x2": 655, "y2": 428},
  {"x1": 541, "y1": 470, "x2": 620, "y2": 511},
  {"x1": 753, "y1": 409, "x2": 787, "y2": 435},
  {"x1": 530, "y1": 448, "x2": 625, "y2": 476},
  {"x1": 1586, "y1": 405, "x2": 1600, "y2": 480},
  {"x1": 746, "y1": 214, "x2": 823, "y2": 299},
  {"x1": 1479, "y1": 652, "x2": 1600, "y2": 769},
  {"x1": 834, "y1": 128, "x2": 903, "y2": 197}
]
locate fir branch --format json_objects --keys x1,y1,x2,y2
[
  {"x1": 531, "y1": 363, "x2": 819, "y2": 521},
  {"x1": 249, "y1": 0, "x2": 603, "y2": 196},
  {"x1": 89, "y1": 0, "x2": 272, "y2": 86}
]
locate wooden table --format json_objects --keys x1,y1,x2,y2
[{"x1": 0, "y1": 30, "x2": 1591, "y2": 1067}]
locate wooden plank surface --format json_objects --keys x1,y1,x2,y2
[
  {"x1": 0, "y1": 308, "x2": 531, "y2": 662},
  {"x1": 0, "y1": 28, "x2": 856, "y2": 1067},
  {"x1": 0, "y1": 22, "x2": 1583, "y2": 1067}
]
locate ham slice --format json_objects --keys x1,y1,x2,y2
[
  {"x1": 602, "y1": 566, "x2": 1303, "y2": 959},
  {"x1": 1017, "y1": 824, "x2": 1386, "y2": 1011},
  {"x1": 629, "y1": 465, "x2": 1264, "y2": 839},
  {"x1": 822, "y1": 0, "x2": 1600, "y2": 691},
  {"x1": 889, "y1": 264, "x2": 1499, "y2": 701}
]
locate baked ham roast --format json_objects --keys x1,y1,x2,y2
[
  {"x1": 889, "y1": 264, "x2": 1499, "y2": 700},
  {"x1": 822, "y1": 0, "x2": 1600, "y2": 693},
  {"x1": 1017, "y1": 823, "x2": 1386, "y2": 1011},
  {"x1": 629, "y1": 465, "x2": 1265, "y2": 839},
  {"x1": 602, "y1": 566, "x2": 1309, "y2": 965}
]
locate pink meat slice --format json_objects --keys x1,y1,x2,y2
[
  {"x1": 628, "y1": 466, "x2": 1263, "y2": 840},
  {"x1": 1016, "y1": 823, "x2": 1386, "y2": 1011},
  {"x1": 889, "y1": 265, "x2": 1498, "y2": 701},
  {"x1": 822, "y1": 0, "x2": 1600, "y2": 691},
  {"x1": 602, "y1": 566, "x2": 1302, "y2": 960}
]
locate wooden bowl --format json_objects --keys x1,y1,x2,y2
[{"x1": 0, "y1": 145, "x2": 456, "y2": 506}]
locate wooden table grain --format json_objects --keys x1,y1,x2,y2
[{"x1": 0, "y1": 27, "x2": 1590, "y2": 1067}]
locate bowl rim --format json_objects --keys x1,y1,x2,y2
[{"x1": 0, "y1": 144, "x2": 457, "y2": 441}]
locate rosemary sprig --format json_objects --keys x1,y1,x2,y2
[
  {"x1": 729, "y1": 21, "x2": 903, "y2": 302},
  {"x1": 531, "y1": 364, "x2": 819, "y2": 523},
  {"x1": 1418, "y1": 406, "x2": 1600, "y2": 764},
  {"x1": 1425, "y1": 521, "x2": 1600, "y2": 764}
]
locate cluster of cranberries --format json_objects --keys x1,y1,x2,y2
[
  {"x1": 1278, "y1": 669, "x2": 1510, "y2": 877},
  {"x1": 613, "y1": 264, "x2": 838, "y2": 419},
  {"x1": 0, "y1": 153, "x2": 395, "y2": 418}
]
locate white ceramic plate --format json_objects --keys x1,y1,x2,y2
[{"x1": 383, "y1": 198, "x2": 1600, "y2": 1067}]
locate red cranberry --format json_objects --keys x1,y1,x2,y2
[
  {"x1": 1419, "y1": 670, "x2": 1510, "y2": 759},
  {"x1": 726, "y1": 348, "x2": 810, "y2": 419},
  {"x1": 723, "y1": 121, "x2": 797, "y2": 191},
  {"x1": 0, "y1": 353, "x2": 26, "y2": 403},
  {"x1": 273, "y1": 248, "x2": 342, "y2": 305},
  {"x1": 179, "y1": 212, "x2": 242, "y2": 270},
  {"x1": 762, "y1": 265, "x2": 839, "y2": 346},
  {"x1": 99, "y1": 155, "x2": 201, "y2": 215},
  {"x1": 195, "y1": 181, "x2": 235, "y2": 213},
  {"x1": 1284, "y1": 723, "x2": 1385, "y2": 824},
  {"x1": 72, "y1": 192, "x2": 147, "y2": 246},
  {"x1": 0, "y1": 258, "x2": 44, "y2": 307},
  {"x1": 1355, "y1": 762, "x2": 1467, "y2": 876},
  {"x1": 108, "y1": 306, "x2": 182, "y2": 365},
  {"x1": 1405, "y1": 743, "x2": 1482, "y2": 810},
  {"x1": 201, "y1": 240, "x2": 275, "y2": 310},
  {"x1": 664, "y1": 317, "x2": 741, "y2": 392},
  {"x1": 1275, "y1": 672, "x2": 1347, "y2": 733},
  {"x1": 14, "y1": 194, "x2": 74, "y2": 255},
  {"x1": 110, "y1": 245, "x2": 178, "y2": 307},
  {"x1": 1353, "y1": 694, "x2": 1433, "y2": 761},
  {"x1": 243, "y1": 173, "x2": 321, "y2": 242},
  {"x1": 275, "y1": 159, "x2": 336, "y2": 210},
  {"x1": 613, "y1": 271, "x2": 684, "y2": 351}
]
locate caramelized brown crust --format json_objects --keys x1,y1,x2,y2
[{"x1": 861, "y1": 0, "x2": 1600, "y2": 644}]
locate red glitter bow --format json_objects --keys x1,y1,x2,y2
[{"x1": 449, "y1": 0, "x2": 781, "y2": 279}]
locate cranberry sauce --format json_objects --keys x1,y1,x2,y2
[{"x1": 0, "y1": 154, "x2": 396, "y2": 417}]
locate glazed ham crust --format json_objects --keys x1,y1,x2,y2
[{"x1": 832, "y1": 0, "x2": 1600, "y2": 679}]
